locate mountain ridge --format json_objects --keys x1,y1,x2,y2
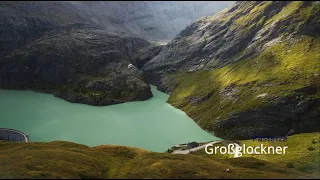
[
  {"x1": 0, "y1": 1, "x2": 233, "y2": 57},
  {"x1": 142, "y1": 1, "x2": 320, "y2": 140}
]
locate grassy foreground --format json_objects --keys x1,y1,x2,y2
[
  {"x1": 193, "y1": 132, "x2": 320, "y2": 178},
  {"x1": 0, "y1": 138, "x2": 316, "y2": 179},
  {"x1": 242, "y1": 132, "x2": 320, "y2": 177}
]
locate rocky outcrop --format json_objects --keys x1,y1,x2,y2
[
  {"x1": 0, "y1": 14, "x2": 57, "y2": 57},
  {"x1": 213, "y1": 95, "x2": 320, "y2": 140},
  {"x1": 0, "y1": 25, "x2": 153, "y2": 106},
  {"x1": 143, "y1": 1, "x2": 320, "y2": 139},
  {"x1": 131, "y1": 44, "x2": 164, "y2": 69}
]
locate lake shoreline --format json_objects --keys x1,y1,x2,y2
[{"x1": 0, "y1": 85, "x2": 220, "y2": 152}]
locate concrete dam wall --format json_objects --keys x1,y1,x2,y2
[{"x1": 0, "y1": 128, "x2": 29, "y2": 142}]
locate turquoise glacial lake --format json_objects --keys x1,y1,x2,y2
[{"x1": 0, "y1": 85, "x2": 221, "y2": 152}]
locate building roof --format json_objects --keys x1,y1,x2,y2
[{"x1": 187, "y1": 141, "x2": 199, "y2": 148}]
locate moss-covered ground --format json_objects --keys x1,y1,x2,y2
[
  {"x1": 192, "y1": 132, "x2": 320, "y2": 178},
  {"x1": 163, "y1": 3, "x2": 320, "y2": 178},
  {"x1": 0, "y1": 139, "x2": 315, "y2": 179},
  {"x1": 168, "y1": 36, "x2": 320, "y2": 130}
]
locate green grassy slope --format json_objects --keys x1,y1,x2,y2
[
  {"x1": 164, "y1": 1, "x2": 320, "y2": 170},
  {"x1": 168, "y1": 36, "x2": 320, "y2": 131},
  {"x1": 0, "y1": 140, "x2": 314, "y2": 179},
  {"x1": 193, "y1": 132, "x2": 320, "y2": 178},
  {"x1": 164, "y1": 2, "x2": 319, "y2": 139}
]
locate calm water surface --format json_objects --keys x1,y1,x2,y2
[{"x1": 0, "y1": 85, "x2": 221, "y2": 152}]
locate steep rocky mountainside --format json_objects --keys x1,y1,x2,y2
[
  {"x1": 143, "y1": 1, "x2": 320, "y2": 139},
  {"x1": 0, "y1": 1, "x2": 233, "y2": 56},
  {"x1": 0, "y1": 1, "x2": 233, "y2": 105},
  {"x1": 0, "y1": 25, "x2": 153, "y2": 106},
  {"x1": 93, "y1": 1, "x2": 234, "y2": 41},
  {"x1": 131, "y1": 44, "x2": 165, "y2": 69}
]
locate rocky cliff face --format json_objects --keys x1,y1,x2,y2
[
  {"x1": 142, "y1": 1, "x2": 320, "y2": 139},
  {"x1": 0, "y1": 1, "x2": 233, "y2": 57},
  {"x1": 62, "y1": 1, "x2": 235, "y2": 41},
  {"x1": 0, "y1": 1, "x2": 233, "y2": 105},
  {"x1": 0, "y1": 25, "x2": 153, "y2": 106},
  {"x1": 131, "y1": 44, "x2": 165, "y2": 69}
]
